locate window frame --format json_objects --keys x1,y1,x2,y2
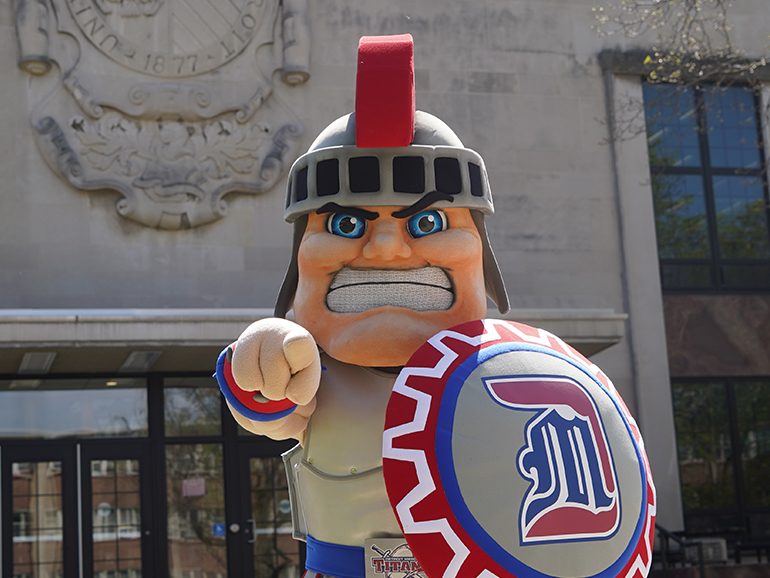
[
  {"x1": 672, "y1": 376, "x2": 770, "y2": 538},
  {"x1": 645, "y1": 83, "x2": 770, "y2": 293}
]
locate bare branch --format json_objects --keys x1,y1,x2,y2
[{"x1": 594, "y1": 0, "x2": 769, "y2": 142}]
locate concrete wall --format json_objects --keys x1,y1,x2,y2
[{"x1": 2, "y1": 0, "x2": 768, "y2": 310}]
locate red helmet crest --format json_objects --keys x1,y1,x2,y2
[{"x1": 355, "y1": 34, "x2": 415, "y2": 148}]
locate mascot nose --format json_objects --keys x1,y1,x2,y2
[{"x1": 362, "y1": 220, "x2": 411, "y2": 261}]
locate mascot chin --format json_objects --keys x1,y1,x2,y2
[{"x1": 217, "y1": 34, "x2": 655, "y2": 578}]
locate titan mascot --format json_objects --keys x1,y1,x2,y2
[
  {"x1": 217, "y1": 34, "x2": 655, "y2": 578},
  {"x1": 217, "y1": 34, "x2": 507, "y2": 577}
]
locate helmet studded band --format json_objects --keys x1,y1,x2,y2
[{"x1": 284, "y1": 144, "x2": 494, "y2": 223}]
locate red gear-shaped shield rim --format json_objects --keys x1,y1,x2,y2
[{"x1": 383, "y1": 319, "x2": 656, "y2": 578}]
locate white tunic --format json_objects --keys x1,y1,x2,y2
[{"x1": 285, "y1": 354, "x2": 404, "y2": 547}]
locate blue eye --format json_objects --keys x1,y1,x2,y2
[
  {"x1": 327, "y1": 213, "x2": 367, "y2": 238},
  {"x1": 406, "y1": 210, "x2": 447, "y2": 238}
]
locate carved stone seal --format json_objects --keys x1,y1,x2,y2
[
  {"x1": 67, "y1": 0, "x2": 271, "y2": 78},
  {"x1": 16, "y1": 0, "x2": 310, "y2": 229}
]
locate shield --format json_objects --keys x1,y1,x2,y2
[{"x1": 383, "y1": 319, "x2": 656, "y2": 578}]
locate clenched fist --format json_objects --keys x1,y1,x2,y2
[{"x1": 226, "y1": 318, "x2": 321, "y2": 443}]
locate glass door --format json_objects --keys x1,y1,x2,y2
[
  {"x1": 232, "y1": 440, "x2": 303, "y2": 578},
  {"x1": 1, "y1": 442, "x2": 155, "y2": 578},
  {"x1": 1, "y1": 443, "x2": 78, "y2": 578},
  {"x1": 165, "y1": 442, "x2": 229, "y2": 577},
  {"x1": 80, "y1": 442, "x2": 154, "y2": 578}
]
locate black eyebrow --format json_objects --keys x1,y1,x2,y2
[
  {"x1": 315, "y1": 203, "x2": 379, "y2": 220},
  {"x1": 391, "y1": 191, "x2": 455, "y2": 219}
]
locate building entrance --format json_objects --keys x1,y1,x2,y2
[
  {"x1": 0, "y1": 374, "x2": 301, "y2": 578},
  {"x1": 2, "y1": 441, "x2": 154, "y2": 577}
]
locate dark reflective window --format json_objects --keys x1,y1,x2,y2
[
  {"x1": 91, "y1": 459, "x2": 142, "y2": 575},
  {"x1": 705, "y1": 88, "x2": 761, "y2": 169},
  {"x1": 720, "y1": 264, "x2": 770, "y2": 290},
  {"x1": 644, "y1": 84, "x2": 770, "y2": 291},
  {"x1": 249, "y1": 457, "x2": 301, "y2": 577},
  {"x1": 164, "y1": 377, "x2": 222, "y2": 437},
  {"x1": 653, "y1": 174, "x2": 710, "y2": 259},
  {"x1": 713, "y1": 176, "x2": 770, "y2": 259},
  {"x1": 644, "y1": 84, "x2": 701, "y2": 167},
  {"x1": 0, "y1": 378, "x2": 147, "y2": 438},
  {"x1": 166, "y1": 444, "x2": 227, "y2": 577},
  {"x1": 673, "y1": 381, "x2": 736, "y2": 511},
  {"x1": 660, "y1": 263, "x2": 713, "y2": 290},
  {"x1": 11, "y1": 461, "x2": 65, "y2": 577},
  {"x1": 673, "y1": 378, "x2": 770, "y2": 536},
  {"x1": 734, "y1": 381, "x2": 770, "y2": 508}
]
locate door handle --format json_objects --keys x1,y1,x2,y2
[{"x1": 247, "y1": 519, "x2": 256, "y2": 543}]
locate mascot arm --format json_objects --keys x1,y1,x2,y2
[{"x1": 216, "y1": 318, "x2": 321, "y2": 443}]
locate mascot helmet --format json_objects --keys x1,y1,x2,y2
[{"x1": 275, "y1": 34, "x2": 509, "y2": 317}]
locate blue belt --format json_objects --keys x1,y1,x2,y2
[{"x1": 306, "y1": 535, "x2": 365, "y2": 578}]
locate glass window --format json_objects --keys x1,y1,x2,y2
[
  {"x1": 672, "y1": 378, "x2": 770, "y2": 536},
  {"x1": 0, "y1": 378, "x2": 147, "y2": 439},
  {"x1": 653, "y1": 174, "x2": 710, "y2": 259},
  {"x1": 91, "y1": 459, "x2": 143, "y2": 577},
  {"x1": 11, "y1": 461, "x2": 64, "y2": 578},
  {"x1": 704, "y1": 88, "x2": 761, "y2": 169},
  {"x1": 644, "y1": 84, "x2": 701, "y2": 167},
  {"x1": 672, "y1": 381, "x2": 736, "y2": 511},
  {"x1": 644, "y1": 84, "x2": 770, "y2": 292},
  {"x1": 734, "y1": 381, "x2": 770, "y2": 508},
  {"x1": 713, "y1": 175, "x2": 770, "y2": 260},
  {"x1": 249, "y1": 457, "x2": 300, "y2": 578},
  {"x1": 164, "y1": 377, "x2": 222, "y2": 437}
]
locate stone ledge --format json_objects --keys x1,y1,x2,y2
[
  {"x1": 494, "y1": 308, "x2": 627, "y2": 357},
  {"x1": 0, "y1": 308, "x2": 275, "y2": 347},
  {"x1": 0, "y1": 308, "x2": 627, "y2": 373},
  {"x1": 0, "y1": 308, "x2": 626, "y2": 348}
]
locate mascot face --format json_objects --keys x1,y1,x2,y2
[{"x1": 293, "y1": 203, "x2": 488, "y2": 367}]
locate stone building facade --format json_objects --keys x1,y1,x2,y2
[{"x1": 1, "y1": 0, "x2": 769, "y2": 576}]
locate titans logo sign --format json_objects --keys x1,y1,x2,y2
[
  {"x1": 484, "y1": 376, "x2": 620, "y2": 545},
  {"x1": 383, "y1": 320, "x2": 656, "y2": 578}
]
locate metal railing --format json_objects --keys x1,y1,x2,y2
[{"x1": 656, "y1": 526, "x2": 706, "y2": 578}]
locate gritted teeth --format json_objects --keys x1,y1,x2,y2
[
  {"x1": 329, "y1": 267, "x2": 452, "y2": 290},
  {"x1": 326, "y1": 267, "x2": 453, "y2": 313}
]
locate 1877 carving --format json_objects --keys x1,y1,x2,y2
[{"x1": 15, "y1": 0, "x2": 310, "y2": 229}]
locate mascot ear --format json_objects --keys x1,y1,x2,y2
[
  {"x1": 471, "y1": 211, "x2": 510, "y2": 315},
  {"x1": 274, "y1": 214, "x2": 308, "y2": 318},
  {"x1": 355, "y1": 34, "x2": 415, "y2": 148}
]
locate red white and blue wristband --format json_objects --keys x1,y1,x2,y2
[{"x1": 216, "y1": 343, "x2": 298, "y2": 421}]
